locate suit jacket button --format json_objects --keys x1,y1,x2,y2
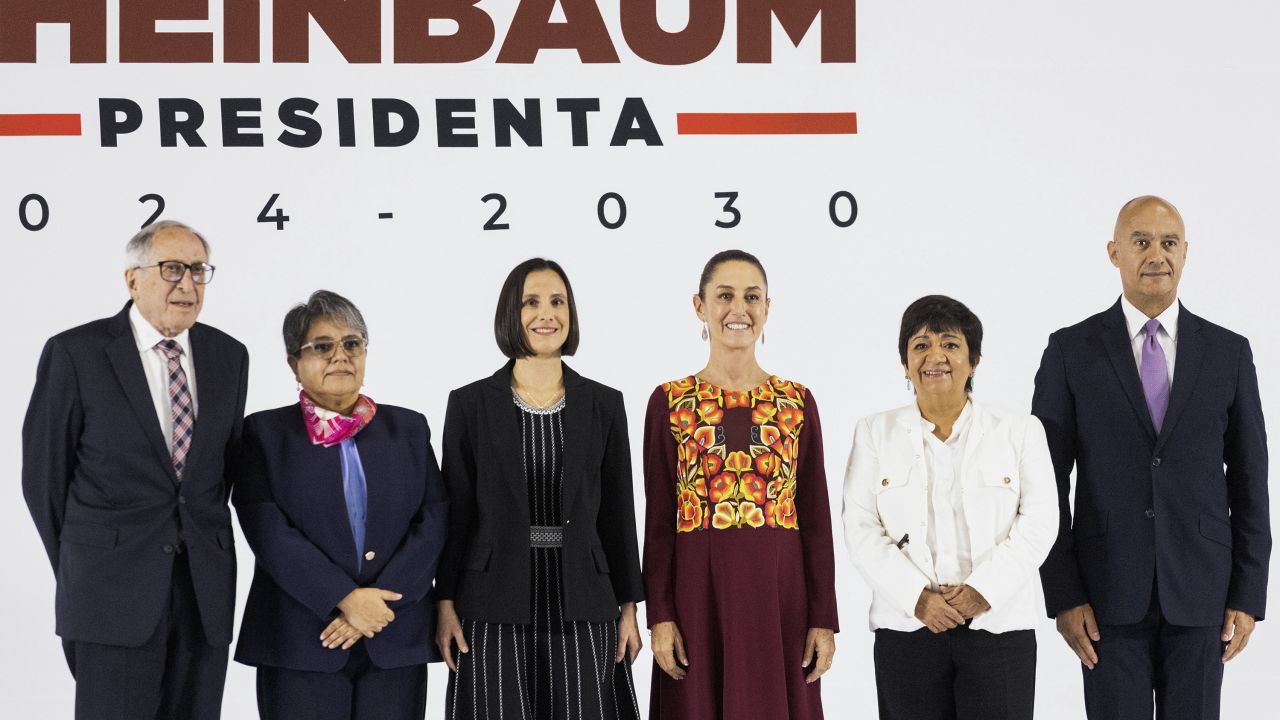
[
  {"x1": 881, "y1": 478, "x2": 890, "y2": 487},
  {"x1": 1145, "y1": 509, "x2": 1156, "y2": 519},
  {"x1": 565, "y1": 520, "x2": 571, "y2": 525},
  {"x1": 364, "y1": 551, "x2": 375, "y2": 561},
  {"x1": 177, "y1": 495, "x2": 186, "y2": 504},
  {"x1": 1151, "y1": 457, "x2": 1161, "y2": 467},
  {"x1": 1002, "y1": 476, "x2": 1011, "y2": 484},
  {"x1": 163, "y1": 544, "x2": 174, "y2": 554}
]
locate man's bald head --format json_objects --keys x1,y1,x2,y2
[
  {"x1": 1113, "y1": 196, "x2": 1185, "y2": 243},
  {"x1": 1108, "y1": 195, "x2": 1188, "y2": 317}
]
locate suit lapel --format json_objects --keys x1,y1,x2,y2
[
  {"x1": 186, "y1": 324, "x2": 225, "y2": 475},
  {"x1": 300, "y1": 430, "x2": 356, "y2": 573},
  {"x1": 355, "y1": 418, "x2": 395, "y2": 571},
  {"x1": 1100, "y1": 301, "x2": 1158, "y2": 441},
  {"x1": 890, "y1": 407, "x2": 926, "y2": 485},
  {"x1": 559, "y1": 364, "x2": 589, "y2": 517},
  {"x1": 485, "y1": 363, "x2": 529, "y2": 504},
  {"x1": 1155, "y1": 305, "x2": 1204, "y2": 453},
  {"x1": 105, "y1": 307, "x2": 179, "y2": 483},
  {"x1": 959, "y1": 401, "x2": 986, "y2": 480}
]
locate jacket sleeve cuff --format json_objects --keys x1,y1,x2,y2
[
  {"x1": 1227, "y1": 588, "x2": 1267, "y2": 622},
  {"x1": 645, "y1": 599, "x2": 676, "y2": 628},
  {"x1": 963, "y1": 566, "x2": 1012, "y2": 612}
]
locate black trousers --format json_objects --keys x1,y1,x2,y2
[
  {"x1": 64, "y1": 552, "x2": 228, "y2": 720},
  {"x1": 873, "y1": 625, "x2": 1036, "y2": 720},
  {"x1": 1083, "y1": 583, "x2": 1224, "y2": 720},
  {"x1": 256, "y1": 644, "x2": 428, "y2": 720}
]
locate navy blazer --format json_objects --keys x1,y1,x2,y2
[
  {"x1": 1034, "y1": 300, "x2": 1270, "y2": 626},
  {"x1": 22, "y1": 302, "x2": 248, "y2": 646},
  {"x1": 233, "y1": 403, "x2": 447, "y2": 672},
  {"x1": 435, "y1": 361, "x2": 645, "y2": 624}
]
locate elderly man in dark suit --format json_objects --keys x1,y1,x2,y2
[
  {"x1": 1034, "y1": 196, "x2": 1270, "y2": 719},
  {"x1": 23, "y1": 220, "x2": 249, "y2": 720}
]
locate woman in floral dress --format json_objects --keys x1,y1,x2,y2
[{"x1": 642, "y1": 249, "x2": 839, "y2": 720}]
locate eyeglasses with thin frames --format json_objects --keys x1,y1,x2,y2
[
  {"x1": 296, "y1": 336, "x2": 368, "y2": 360},
  {"x1": 135, "y1": 260, "x2": 216, "y2": 285}
]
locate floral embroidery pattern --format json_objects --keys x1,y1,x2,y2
[{"x1": 662, "y1": 376, "x2": 805, "y2": 532}]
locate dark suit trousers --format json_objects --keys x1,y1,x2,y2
[
  {"x1": 1084, "y1": 582, "x2": 1224, "y2": 720},
  {"x1": 873, "y1": 625, "x2": 1036, "y2": 720},
  {"x1": 64, "y1": 552, "x2": 228, "y2": 720},
  {"x1": 255, "y1": 644, "x2": 428, "y2": 720}
]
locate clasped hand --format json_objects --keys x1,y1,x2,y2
[
  {"x1": 320, "y1": 587, "x2": 403, "y2": 650},
  {"x1": 915, "y1": 585, "x2": 990, "y2": 634}
]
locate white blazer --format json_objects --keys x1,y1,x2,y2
[{"x1": 842, "y1": 398, "x2": 1058, "y2": 633}]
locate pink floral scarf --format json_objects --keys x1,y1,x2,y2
[{"x1": 299, "y1": 390, "x2": 377, "y2": 447}]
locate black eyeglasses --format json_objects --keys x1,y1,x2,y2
[
  {"x1": 136, "y1": 260, "x2": 216, "y2": 284},
  {"x1": 297, "y1": 336, "x2": 368, "y2": 360}
]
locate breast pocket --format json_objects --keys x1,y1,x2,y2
[
  {"x1": 973, "y1": 471, "x2": 1021, "y2": 533},
  {"x1": 979, "y1": 472, "x2": 1020, "y2": 494},
  {"x1": 872, "y1": 472, "x2": 914, "y2": 537}
]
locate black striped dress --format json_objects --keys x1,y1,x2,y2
[{"x1": 445, "y1": 393, "x2": 641, "y2": 720}]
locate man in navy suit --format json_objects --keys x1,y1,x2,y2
[
  {"x1": 23, "y1": 220, "x2": 249, "y2": 720},
  {"x1": 1034, "y1": 196, "x2": 1270, "y2": 719}
]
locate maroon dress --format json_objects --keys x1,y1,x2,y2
[{"x1": 642, "y1": 376, "x2": 839, "y2": 720}]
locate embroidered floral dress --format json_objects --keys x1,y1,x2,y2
[{"x1": 642, "y1": 376, "x2": 839, "y2": 720}]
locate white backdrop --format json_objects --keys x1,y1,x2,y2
[{"x1": 3, "y1": 1, "x2": 1279, "y2": 717}]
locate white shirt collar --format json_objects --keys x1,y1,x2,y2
[
  {"x1": 1120, "y1": 295, "x2": 1179, "y2": 343},
  {"x1": 129, "y1": 303, "x2": 192, "y2": 355},
  {"x1": 918, "y1": 398, "x2": 973, "y2": 445}
]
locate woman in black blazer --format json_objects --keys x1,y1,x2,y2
[
  {"x1": 435, "y1": 258, "x2": 645, "y2": 720},
  {"x1": 233, "y1": 290, "x2": 448, "y2": 720}
]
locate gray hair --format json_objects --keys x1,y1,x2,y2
[
  {"x1": 282, "y1": 290, "x2": 369, "y2": 356},
  {"x1": 125, "y1": 220, "x2": 211, "y2": 268}
]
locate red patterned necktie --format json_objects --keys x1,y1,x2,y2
[{"x1": 154, "y1": 340, "x2": 195, "y2": 480}]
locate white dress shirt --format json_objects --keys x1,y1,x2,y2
[
  {"x1": 922, "y1": 401, "x2": 974, "y2": 588},
  {"x1": 1120, "y1": 295, "x2": 1178, "y2": 382},
  {"x1": 129, "y1": 304, "x2": 198, "y2": 451}
]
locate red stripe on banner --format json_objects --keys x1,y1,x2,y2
[
  {"x1": 0, "y1": 114, "x2": 82, "y2": 136},
  {"x1": 677, "y1": 112, "x2": 857, "y2": 135}
]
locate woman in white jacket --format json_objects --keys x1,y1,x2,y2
[{"x1": 842, "y1": 295, "x2": 1058, "y2": 720}]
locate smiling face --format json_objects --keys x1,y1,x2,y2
[
  {"x1": 287, "y1": 317, "x2": 366, "y2": 413},
  {"x1": 903, "y1": 327, "x2": 976, "y2": 403},
  {"x1": 520, "y1": 269, "x2": 571, "y2": 358},
  {"x1": 124, "y1": 227, "x2": 207, "y2": 337},
  {"x1": 693, "y1": 260, "x2": 769, "y2": 350},
  {"x1": 1109, "y1": 197, "x2": 1187, "y2": 313}
]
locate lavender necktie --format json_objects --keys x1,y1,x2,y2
[{"x1": 1140, "y1": 318, "x2": 1170, "y2": 433}]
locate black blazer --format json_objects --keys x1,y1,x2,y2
[
  {"x1": 1034, "y1": 300, "x2": 1270, "y2": 626},
  {"x1": 436, "y1": 361, "x2": 644, "y2": 624},
  {"x1": 22, "y1": 302, "x2": 249, "y2": 646},
  {"x1": 233, "y1": 403, "x2": 448, "y2": 672}
]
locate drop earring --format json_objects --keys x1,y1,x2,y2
[
  {"x1": 296, "y1": 381, "x2": 302, "y2": 392},
  {"x1": 701, "y1": 323, "x2": 709, "y2": 341},
  {"x1": 905, "y1": 376, "x2": 911, "y2": 392}
]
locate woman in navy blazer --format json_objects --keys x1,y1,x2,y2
[{"x1": 233, "y1": 290, "x2": 448, "y2": 720}]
